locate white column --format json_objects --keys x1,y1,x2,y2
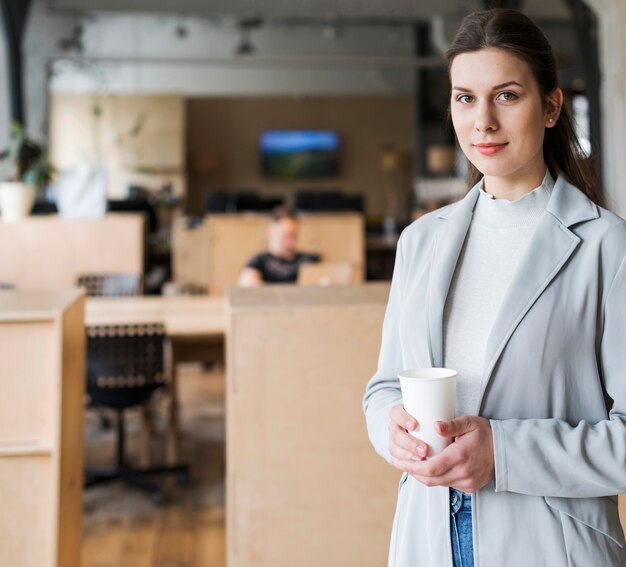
[{"x1": 583, "y1": 0, "x2": 626, "y2": 218}]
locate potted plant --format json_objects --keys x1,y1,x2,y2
[{"x1": 0, "y1": 123, "x2": 56, "y2": 222}]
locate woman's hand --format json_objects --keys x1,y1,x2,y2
[{"x1": 389, "y1": 406, "x2": 495, "y2": 493}]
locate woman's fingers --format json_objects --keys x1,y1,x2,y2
[
  {"x1": 390, "y1": 403, "x2": 417, "y2": 431},
  {"x1": 389, "y1": 441, "x2": 420, "y2": 462},
  {"x1": 389, "y1": 423, "x2": 430, "y2": 459},
  {"x1": 389, "y1": 425, "x2": 427, "y2": 461},
  {"x1": 388, "y1": 405, "x2": 430, "y2": 461}
]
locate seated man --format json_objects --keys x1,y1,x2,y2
[{"x1": 238, "y1": 207, "x2": 320, "y2": 286}]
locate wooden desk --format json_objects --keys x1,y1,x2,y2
[
  {"x1": 85, "y1": 295, "x2": 225, "y2": 336},
  {"x1": 0, "y1": 290, "x2": 85, "y2": 567},
  {"x1": 86, "y1": 295, "x2": 226, "y2": 463}
]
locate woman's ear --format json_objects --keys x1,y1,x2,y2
[{"x1": 546, "y1": 87, "x2": 564, "y2": 128}]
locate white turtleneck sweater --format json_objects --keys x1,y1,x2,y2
[{"x1": 442, "y1": 171, "x2": 554, "y2": 418}]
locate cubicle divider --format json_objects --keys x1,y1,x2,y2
[
  {"x1": 0, "y1": 290, "x2": 85, "y2": 567},
  {"x1": 226, "y1": 283, "x2": 398, "y2": 566},
  {"x1": 0, "y1": 214, "x2": 145, "y2": 290},
  {"x1": 173, "y1": 212, "x2": 365, "y2": 295}
]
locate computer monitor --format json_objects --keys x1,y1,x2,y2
[
  {"x1": 293, "y1": 190, "x2": 363, "y2": 212},
  {"x1": 207, "y1": 190, "x2": 284, "y2": 213}
]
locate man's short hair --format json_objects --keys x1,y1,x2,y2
[{"x1": 271, "y1": 205, "x2": 297, "y2": 223}]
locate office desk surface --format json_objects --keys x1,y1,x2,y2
[
  {"x1": 85, "y1": 295, "x2": 226, "y2": 336},
  {"x1": 0, "y1": 289, "x2": 85, "y2": 321},
  {"x1": 228, "y1": 281, "x2": 390, "y2": 309}
]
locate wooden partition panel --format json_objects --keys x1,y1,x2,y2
[
  {"x1": 199, "y1": 212, "x2": 364, "y2": 295},
  {"x1": 206, "y1": 214, "x2": 269, "y2": 296},
  {"x1": 0, "y1": 290, "x2": 85, "y2": 567},
  {"x1": 227, "y1": 284, "x2": 398, "y2": 567},
  {"x1": 297, "y1": 212, "x2": 365, "y2": 281},
  {"x1": 619, "y1": 494, "x2": 626, "y2": 536},
  {"x1": 0, "y1": 214, "x2": 144, "y2": 290},
  {"x1": 50, "y1": 94, "x2": 186, "y2": 199}
]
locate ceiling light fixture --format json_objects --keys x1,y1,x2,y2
[{"x1": 235, "y1": 17, "x2": 263, "y2": 56}]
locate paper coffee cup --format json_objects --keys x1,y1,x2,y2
[{"x1": 398, "y1": 368, "x2": 457, "y2": 457}]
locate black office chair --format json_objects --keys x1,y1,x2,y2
[
  {"x1": 77, "y1": 273, "x2": 142, "y2": 297},
  {"x1": 85, "y1": 322, "x2": 189, "y2": 505},
  {"x1": 77, "y1": 273, "x2": 143, "y2": 430}
]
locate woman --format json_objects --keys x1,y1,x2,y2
[{"x1": 363, "y1": 9, "x2": 625, "y2": 567}]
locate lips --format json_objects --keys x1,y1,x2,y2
[{"x1": 474, "y1": 143, "x2": 508, "y2": 156}]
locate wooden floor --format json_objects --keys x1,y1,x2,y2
[{"x1": 82, "y1": 363, "x2": 226, "y2": 567}]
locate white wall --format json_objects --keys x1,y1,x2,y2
[{"x1": 584, "y1": 0, "x2": 626, "y2": 218}]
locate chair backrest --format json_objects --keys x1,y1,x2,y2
[
  {"x1": 297, "y1": 261, "x2": 355, "y2": 286},
  {"x1": 77, "y1": 273, "x2": 142, "y2": 297},
  {"x1": 86, "y1": 323, "x2": 166, "y2": 409}
]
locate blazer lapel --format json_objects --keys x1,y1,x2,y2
[
  {"x1": 478, "y1": 176, "x2": 599, "y2": 409},
  {"x1": 427, "y1": 185, "x2": 479, "y2": 367}
]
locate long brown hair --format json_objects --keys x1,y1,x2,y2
[{"x1": 445, "y1": 9, "x2": 604, "y2": 206}]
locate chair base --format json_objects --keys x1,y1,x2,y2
[
  {"x1": 85, "y1": 407, "x2": 189, "y2": 506},
  {"x1": 86, "y1": 464, "x2": 189, "y2": 506}
]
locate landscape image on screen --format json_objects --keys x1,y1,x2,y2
[{"x1": 260, "y1": 130, "x2": 340, "y2": 179}]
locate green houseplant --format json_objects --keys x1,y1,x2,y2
[{"x1": 0, "y1": 123, "x2": 56, "y2": 222}]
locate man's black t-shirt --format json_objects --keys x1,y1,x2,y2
[{"x1": 246, "y1": 252, "x2": 321, "y2": 283}]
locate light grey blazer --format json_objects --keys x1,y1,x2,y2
[{"x1": 363, "y1": 176, "x2": 626, "y2": 567}]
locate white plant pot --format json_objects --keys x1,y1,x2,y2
[{"x1": 0, "y1": 182, "x2": 36, "y2": 222}]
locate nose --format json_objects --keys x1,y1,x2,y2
[{"x1": 474, "y1": 101, "x2": 498, "y2": 132}]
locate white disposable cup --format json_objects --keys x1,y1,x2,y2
[{"x1": 398, "y1": 368, "x2": 457, "y2": 457}]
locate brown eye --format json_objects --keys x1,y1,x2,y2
[
  {"x1": 457, "y1": 95, "x2": 473, "y2": 104},
  {"x1": 497, "y1": 91, "x2": 518, "y2": 102}
]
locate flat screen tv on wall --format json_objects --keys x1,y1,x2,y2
[{"x1": 260, "y1": 130, "x2": 340, "y2": 179}]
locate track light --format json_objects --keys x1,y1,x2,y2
[{"x1": 234, "y1": 17, "x2": 262, "y2": 56}]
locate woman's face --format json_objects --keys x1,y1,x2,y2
[{"x1": 449, "y1": 48, "x2": 560, "y2": 194}]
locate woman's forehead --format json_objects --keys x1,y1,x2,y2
[{"x1": 450, "y1": 48, "x2": 535, "y2": 88}]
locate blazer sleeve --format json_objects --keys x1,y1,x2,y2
[
  {"x1": 362, "y1": 231, "x2": 406, "y2": 465},
  {"x1": 490, "y1": 253, "x2": 626, "y2": 498}
]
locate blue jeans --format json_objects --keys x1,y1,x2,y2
[{"x1": 450, "y1": 488, "x2": 474, "y2": 567}]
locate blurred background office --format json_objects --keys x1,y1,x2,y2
[{"x1": 0, "y1": 0, "x2": 624, "y2": 566}]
